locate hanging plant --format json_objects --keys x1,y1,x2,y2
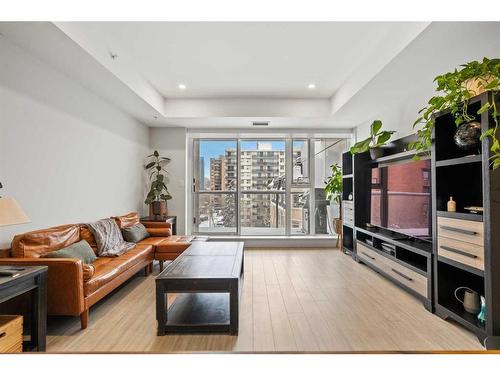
[{"x1": 409, "y1": 58, "x2": 500, "y2": 168}]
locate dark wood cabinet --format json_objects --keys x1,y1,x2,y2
[
  {"x1": 432, "y1": 92, "x2": 500, "y2": 342},
  {"x1": 141, "y1": 216, "x2": 177, "y2": 235}
]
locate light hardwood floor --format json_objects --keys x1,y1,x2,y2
[{"x1": 46, "y1": 248, "x2": 483, "y2": 352}]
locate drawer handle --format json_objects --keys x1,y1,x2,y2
[
  {"x1": 391, "y1": 268, "x2": 413, "y2": 282},
  {"x1": 440, "y1": 245, "x2": 478, "y2": 259},
  {"x1": 361, "y1": 251, "x2": 376, "y2": 261},
  {"x1": 440, "y1": 225, "x2": 477, "y2": 236},
  {"x1": 0, "y1": 331, "x2": 5, "y2": 339}
]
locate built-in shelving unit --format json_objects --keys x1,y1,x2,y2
[
  {"x1": 341, "y1": 151, "x2": 354, "y2": 255},
  {"x1": 432, "y1": 92, "x2": 500, "y2": 342}
]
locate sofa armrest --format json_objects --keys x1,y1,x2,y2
[
  {"x1": 142, "y1": 221, "x2": 172, "y2": 229},
  {"x1": 146, "y1": 227, "x2": 172, "y2": 237},
  {"x1": 0, "y1": 258, "x2": 85, "y2": 316}
]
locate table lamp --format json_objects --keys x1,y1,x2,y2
[{"x1": 0, "y1": 182, "x2": 30, "y2": 226}]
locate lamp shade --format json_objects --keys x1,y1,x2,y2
[{"x1": 0, "y1": 197, "x2": 30, "y2": 227}]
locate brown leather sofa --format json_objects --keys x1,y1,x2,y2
[{"x1": 0, "y1": 212, "x2": 193, "y2": 329}]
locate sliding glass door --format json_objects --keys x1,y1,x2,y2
[
  {"x1": 192, "y1": 136, "x2": 348, "y2": 236},
  {"x1": 193, "y1": 140, "x2": 238, "y2": 234},
  {"x1": 239, "y1": 140, "x2": 286, "y2": 235}
]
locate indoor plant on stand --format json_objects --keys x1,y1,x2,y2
[
  {"x1": 324, "y1": 163, "x2": 343, "y2": 247},
  {"x1": 349, "y1": 120, "x2": 396, "y2": 159},
  {"x1": 144, "y1": 150, "x2": 172, "y2": 218},
  {"x1": 409, "y1": 58, "x2": 500, "y2": 168}
]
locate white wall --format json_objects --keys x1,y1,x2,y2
[
  {"x1": 354, "y1": 22, "x2": 500, "y2": 141},
  {"x1": 0, "y1": 37, "x2": 149, "y2": 247},
  {"x1": 148, "y1": 127, "x2": 188, "y2": 235}
]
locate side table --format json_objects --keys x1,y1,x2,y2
[
  {"x1": 0, "y1": 265, "x2": 48, "y2": 351},
  {"x1": 141, "y1": 215, "x2": 177, "y2": 235}
]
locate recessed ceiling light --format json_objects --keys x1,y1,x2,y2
[
  {"x1": 178, "y1": 83, "x2": 186, "y2": 90},
  {"x1": 308, "y1": 83, "x2": 316, "y2": 89}
]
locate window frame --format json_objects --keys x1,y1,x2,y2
[{"x1": 191, "y1": 135, "x2": 350, "y2": 236}]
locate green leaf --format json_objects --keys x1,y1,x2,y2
[
  {"x1": 371, "y1": 120, "x2": 383, "y2": 136},
  {"x1": 477, "y1": 102, "x2": 491, "y2": 114},
  {"x1": 144, "y1": 161, "x2": 156, "y2": 170},
  {"x1": 350, "y1": 138, "x2": 371, "y2": 155},
  {"x1": 480, "y1": 128, "x2": 494, "y2": 140},
  {"x1": 484, "y1": 79, "x2": 499, "y2": 90},
  {"x1": 375, "y1": 131, "x2": 395, "y2": 147}
]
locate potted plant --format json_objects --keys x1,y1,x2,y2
[
  {"x1": 144, "y1": 150, "x2": 172, "y2": 217},
  {"x1": 324, "y1": 163, "x2": 343, "y2": 236},
  {"x1": 409, "y1": 58, "x2": 500, "y2": 168},
  {"x1": 349, "y1": 120, "x2": 396, "y2": 159}
]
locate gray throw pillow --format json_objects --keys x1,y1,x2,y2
[
  {"x1": 44, "y1": 240, "x2": 97, "y2": 264},
  {"x1": 87, "y1": 218, "x2": 135, "y2": 257},
  {"x1": 121, "y1": 223, "x2": 150, "y2": 243}
]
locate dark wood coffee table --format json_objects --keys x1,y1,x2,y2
[{"x1": 155, "y1": 241, "x2": 244, "y2": 335}]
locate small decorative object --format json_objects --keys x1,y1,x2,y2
[
  {"x1": 348, "y1": 193, "x2": 353, "y2": 201},
  {"x1": 454, "y1": 286, "x2": 481, "y2": 314},
  {"x1": 349, "y1": 120, "x2": 396, "y2": 160},
  {"x1": 447, "y1": 196, "x2": 456, "y2": 212},
  {"x1": 477, "y1": 295, "x2": 487, "y2": 325},
  {"x1": 409, "y1": 58, "x2": 500, "y2": 168},
  {"x1": 144, "y1": 150, "x2": 172, "y2": 218},
  {"x1": 464, "y1": 206, "x2": 484, "y2": 214},
  {"x1": 454, "y1": 121, "x2": 482, "y2": 151}
]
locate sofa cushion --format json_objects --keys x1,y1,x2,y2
[
  {"x1": 137, "y1": 236, "x2": 169, "y2": 247},
  {"x1": 79, "y1": 225, "x2": 98, "y2": 255},
  {"x1": 121, "y1": 223, "x2": 150, "y2": 243},
  {"x1": 146, "y1": 227, "x2": 172, "y2": 237},
  {"x1": 87, "y1": 218, "x2": 135, "y2": 257},
  {"x1": 155, "y1": 236, "x2": 193, "y2": 253},
  {"x1": 11, "y1": 224, "x2": 81, "y2": 258},
  {"x1": 44, "y1": 239, "x2": 97, "y2": 264},
  {"x1": 84, "y1": 244, "x2": 154, "y2": 296},
  {"x1": 113, "y1": 212, "x2": 140, "y2": 229}
]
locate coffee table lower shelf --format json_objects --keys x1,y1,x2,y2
[{"x1": 162, "y1": 293, "x2": 232, "y2": 334}]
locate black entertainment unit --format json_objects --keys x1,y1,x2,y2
[
  {"x1": 342, "y1": 136, "x2": 434, "y2": 311},
  {"x1": 343, "y1": 91, "x2": 500, "y2": 346}
]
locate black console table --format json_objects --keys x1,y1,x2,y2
[{"x1": 0, "y1": 266, "x2": 48, "y2": 351}]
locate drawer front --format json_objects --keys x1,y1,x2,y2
[
  {"x1": 357, "y1": 242, "x2": 387, "y2": 266},
  {"x1": 377, "y1": 254, "x2": 428, "y2": 298},
  {"x1": 0, "y1": 316, "x2": 23, "y2": 353},
  {"x1": 438, "y1": 236, "x2": 484, "y2": 271},
  {"x1": 357, "y1": 243, "x2": 428, "y2": 298},
  {"x1": 437, "y1": 217, "x2": 484, "y2": 246}
]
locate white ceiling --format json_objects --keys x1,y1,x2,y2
[
  {"x1": 4, "y1": 22, "x2": 498, "y2": 130},
  {"x1": 76, "y1": 22, "x2": 422, "y2": 98}
]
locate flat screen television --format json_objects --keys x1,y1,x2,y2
[{"x1": 370, "y1": 158, "x2": 432, "y2": 241}]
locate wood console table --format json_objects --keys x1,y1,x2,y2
[
  {"x1": 141, "y1": 215, "x2": 177, "y2": 235},
  {"x1": 0, "y1": 266, "x2": 47, "y2": 351}
]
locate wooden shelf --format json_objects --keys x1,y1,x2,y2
[
  {"x1": 371, "y1": 150, "x2": 428, "y2": 164},
  {"x1": 356, "y1": 240, "x2": 427, "y2": 276},
  {"x1": 437, "y1": 256, "x2": 484, "y2": 277},
  {"x1": 436, "y1": 304, "x2": 486, "y2": 337},
  {"x1": 436, "y1": 210, "x2": 483, "y2": 222},
  {"x1": 355, "y1": 226, "x2": 432, "y2": 256},
  {"x1": 436, "y1": 154, "x2": 482, "y2": 167}
]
